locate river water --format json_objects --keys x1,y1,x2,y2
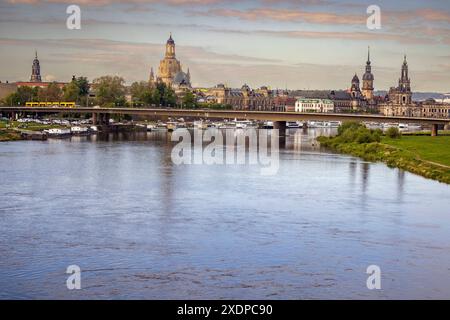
[{"x1": 0, "y1": 128, "x2": 449, "y2": 299}]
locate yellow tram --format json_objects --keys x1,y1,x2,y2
[{"x1": 25, "y1": 102, "x2": 76, "y2": 108}]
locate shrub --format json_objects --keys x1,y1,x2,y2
[{"x1": 385, "y1": 127, "x2": 402, "y2": 139}]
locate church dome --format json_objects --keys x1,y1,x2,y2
[
  {"x1": 363, "y1": 72, "x2": 374, "y2": 81},
  {"x1": 173, "y1": 71, "x2": 190, "y2": 86}
]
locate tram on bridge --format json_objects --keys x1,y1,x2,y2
[{"x1": 25, "y1": 102, "x2": 76, "y2": 108}]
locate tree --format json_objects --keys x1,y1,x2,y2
[
  {"x1": 182, "y1": 91, "x2": 197, "y2": 109},
  {"x1": 63, "y1": 81, "x2": 80, "y2": 102},
  {"x1": 75, "y1": 77, "x2": 89, "y2": 97},
  {"x1": 38, "y1": 82, "x2": 63, "y2": 102},
  {"x1": 92, "y1": 76, "x2": 125, "y2": 107}
]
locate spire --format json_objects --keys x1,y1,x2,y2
[
  {"x1": 367, "y1": 46, "x2": 370, "y2": 63},
  {"x1": 35, "y1": 50, "x2": 38, "y2": 59}
]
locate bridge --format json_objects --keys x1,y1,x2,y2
[{"x1": 1, "y1": 106, "x2": 449, "y2": 136}]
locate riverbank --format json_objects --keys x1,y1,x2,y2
[
  {"x1": 0, "y1": 129, "x2": 22, "y2": 142},
  {"x1": 318, "y1": 125, "x2": 450, "y2": 184}
]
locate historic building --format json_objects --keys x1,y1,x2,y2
[
  {"x1": 30, "y1": 51, "x2": 42, "y2": 82},
  {"x1": 379, "y1": 56, "x2": 450, "y2": 118},
  {"x1": 388, "y1": 55, "x2": 412, "y2": 106},
  {"x1": 295, "y1": 98, "x2": 334, "y2": 113},
  {"x1": 150, "y1": 34, "x2": 191, "y2": 89},
  {"x1": 379, "y1": 56, "x2": 415, "y2": 116},
  {"x1": 202, "y1": 84, "x2": 274, "y2": 110},
  {"x1": 362, "y1": 47, "x2": 374, "y2": 101},
  {"x1": 0, "y1": 52, "x2": 67, "y2": 101}
]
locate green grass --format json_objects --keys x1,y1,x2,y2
[
  {"x1": 0, "y1": 120, "x2": 67, "y2": 131},
  {"x1": 318, "y1": 131, "x2": 450, "y2": 184},
  {"x1": 0, "y1": 129, "x2": 22, "y2": 142},
  {"x1": 382, "y1": 136, "x2": 450, "y2": 167}
]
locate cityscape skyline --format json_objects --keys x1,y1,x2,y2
[{"x1": 0, "y1": 0, "x2": 450, "y2": 92}]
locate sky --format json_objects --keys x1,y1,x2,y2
[{"x1": 0, "y1": 0, "x2": 449, "y2": 92}]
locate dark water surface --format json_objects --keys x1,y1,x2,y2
[{"x1": 0, "y1": 129, "x2": 449, "y2": 299}]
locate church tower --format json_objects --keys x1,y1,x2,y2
[
  {"x1": 396, "y1": 55, "x2": 412, "y2": 105},
  {"x1": 362, "y1": 46, "x2": 374, "y2": 101},
  {"x1": 157, "y1": 33, "x2": 183, "y2": 87},
  {"x1": 30, "y1": 51, "x2": 42, "y2": 82},
  {"x1": 350, "y1": 74, "x2": 361, "y2": 98}
]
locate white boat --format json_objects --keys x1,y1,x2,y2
[
  {"x1": 45, "y1": 128, "x2": 71, "y2": 137},
  {"x1": 90, "y1": 126, "x2": 98, "y2": 132},
  {"x1": 308, "y1": 121, "x2": 328, "y2": 128},
  {"x1": 383, "y1": 123, "x2": 399, "y2": 129},
  {"x1": 194, "y1": 120, "x2": 207, "y2": 130},
  {"x1": 286, "y1": 121, "x2": 301, "y2": 128},
  {"x1": 327, "y1": 121, "x2": 341, "y2": 128},
  {"x1": 234, "y1": 120, "x2": 257, "y2": 129},
  {"x1": 262, "y1": 121, "x2": 274, "y2": 129},
  {"x1": 71, "y1": 126, "x2": 89, "y2": 135},
  {"x1": 365, "y1": 122, "x2": 383, "y2": 130},
  {"x1": 407, "y1": 123, "x2": 422, "y2": 131}
]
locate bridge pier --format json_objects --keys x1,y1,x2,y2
[
  {"x1": 273, "y1": 121, "x2": 286, "y2": 137},
  {"x1": 431, "y1": 124, "x2": 439, "y2": 137},
  {"x1": 92, "y1": 113, "x2": 98, "y2": 125}
]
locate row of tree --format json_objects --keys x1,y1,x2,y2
[
  {"x1": 2, "y1": 77, "x2": 89, "y2": 107},
  {"x1": 1, "y1": 75, "x2": 195, "y2": 108}
]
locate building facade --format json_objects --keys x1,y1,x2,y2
[
  {"x1": 379, "y1": 56, "x2": 450, "y2": 119},
  {"x1": 295, "y1": 98, "x2": 334, "y2": 113},
  {"x1": 202, "y1": 84, "x2": 274, "y2": 110}
]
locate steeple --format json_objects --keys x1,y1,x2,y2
[
  {"x1": 362, "y1": 46, "x2": 374, "y2": 101},
  {"x1": 30, "y1": 50, "x2": 42, "y2": 82},
  {"x1": 165, "y1": 33, "x2": 176, "y2": 58},
  {"x1": 399, "y1": 54, "x2": 410, "y2": 91}
]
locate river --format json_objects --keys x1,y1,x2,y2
[{"x1": 0, "y1": 128, "x2": 449, "y2": 299}]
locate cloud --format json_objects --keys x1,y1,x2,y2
[
  {"x1": 191, "y1": 7, "x2": 365, "y2": 25},
  {"x1": 5, "y1": 0, "x2": 222, "y2": 5}
]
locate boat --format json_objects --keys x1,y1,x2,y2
[
  {"x1": 407, "y1": 123, "x2": 422, "y2": 131},
  {"x1": 286, "y1": 121, "x2": 301, "y2": 128},
  {"x1": 327, "y1": 121, "x2": 341, "y2": 128},
  {"x1": 262, "y1": 121, "x2": 274, "y2": 129},
  {"x1": 383, "y1": 123, "x2": 399, "y2": 130},
  {"x1": 45, "y1": 128, "x2": 71, "y2": 138},
  {"x1": 308, "y1": 121, "x2": 328, "y2": 128},
  {"x1": 90, "y1": 126, "x2": 98, "y2": 132},
  {"x1": 71, "y1": 126, "x2": 89, "y2": 135},
  {"x1": 194, "y1": 120, "x2": 208, "y2": 130},
  {"x1": 234, "y1": 120, "x2": 257, "y2": 129}
]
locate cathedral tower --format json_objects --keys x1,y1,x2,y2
[
  {"x1": 30, "y1": 51, "x2": 42, "y2": 82},
  {"x1": 388, "y1": 55, "x2": 412, "y2": 105},
  {"x1": 362, "y1": 47, "x2": 374, "y2": 101}
]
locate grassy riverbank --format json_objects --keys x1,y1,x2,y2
[
  {"x1": 0, "y1": 129, "x2": 22, "y2": 142},
  {"x1": 318, "y1": 122, "x2": 450, "y2": 184}
]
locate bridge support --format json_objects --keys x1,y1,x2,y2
[
  {"x1": 431, "y1": 124, "x2": 439, "y2": 137},
  {"x1": 273, "y1": 121, "x2": 286, "y2": 137},
  {"x1": 92, "y1": 113, "x2": 98, "y2": 125}
]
